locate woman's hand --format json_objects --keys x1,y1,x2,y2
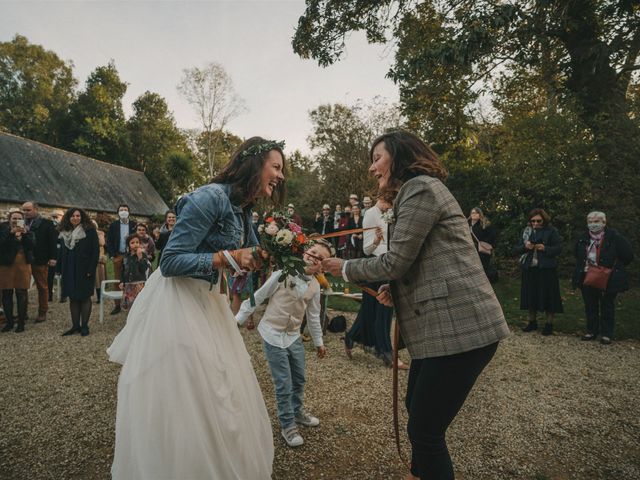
[
  {"x1": 373, "y1": 226, "x2": 384, "y2": 246},
  {"x1": 525, "y1": 241, "x2": 534, "y2": 250},
  {"x1": 136, "y1": 247, "x2": 144, "y2": 259},
  {"x1": 231, "y1": 247, "x2": 265, "y2": 271},
  {"x1": 321, "y1": 258, "x2": 344, "y2": 277},
  {"x1": 317, "y1": 346, "x2": 327, "y2": 359},
  {"x1": 535, "y1": 243, "x2": 545, "y2": 251},
  {"x1": 376, "y1": 284, "x2": 393, "y2": 307}
]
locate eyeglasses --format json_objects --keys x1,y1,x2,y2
[{"x1": 530, "y1": 219, "x2": 543, "y2": 223}]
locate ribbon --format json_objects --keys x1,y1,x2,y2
[{"x1": 316, "y1": 226, "x2": 378, "y2": 240}]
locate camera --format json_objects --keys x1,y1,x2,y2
[{"x1": 16, "y1": 219, "x2": 25, "y2": 228}]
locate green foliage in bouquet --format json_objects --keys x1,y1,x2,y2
[{"x1": 258, "y1": 211, "x2": 309, "y2": 282}]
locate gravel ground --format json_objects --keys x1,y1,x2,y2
[{"x1": 1, "y1": 290, "x2": 639, "y2": 480}]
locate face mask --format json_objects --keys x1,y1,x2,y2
[
  {"x1": 119, "y1": 211, "x2": 129, "y2": 220},
  {"x1": 588, "y1": 223, "x2": 604, "y2": 233}
]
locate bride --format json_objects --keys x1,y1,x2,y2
[{"x1": 107, "y1": 137, "x2": 286, "y2": 479}]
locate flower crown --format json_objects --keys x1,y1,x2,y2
[{"x1": 239, "y1": 140, "x2": 285, "y2": 160}]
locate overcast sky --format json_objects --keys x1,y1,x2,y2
[{"x1": 1, "y1": 0, "x2": 400, "y2": 154}]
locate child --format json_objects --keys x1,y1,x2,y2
[
  {"x1": 235, "y1": 239, "x2": 333, "y2": 448},
  {"x1": 119, "y1": 233, "x2": 150, "y2": 310}
]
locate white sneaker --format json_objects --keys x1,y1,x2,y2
[
  {"x1": 281, "y1": 425, "x2": 304, "y2": 447},
  {"x1": 295, "y1": 410, "x2": 320, "y2": 427}
]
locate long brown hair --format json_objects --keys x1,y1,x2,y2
[
  {"x1": 370, "y1": 131, "x2": 448, "y2": 192},
  {"x1": 212, "y1": 137, "x2": 287, "y2": 207},
  {"x1": 59, "y1": 208, "x2": 95, "y2": 232}
]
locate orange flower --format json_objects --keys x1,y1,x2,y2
[
  {"x1": 265, "y1": 217, "x2": 274, "y2": 223},
  {"x1": 296, "y1": 233, "x2": 306, "y2": 244}
]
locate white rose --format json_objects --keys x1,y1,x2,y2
[
  {"x1": 275, "y1": 229, "x2": 293, "y2": 246},
  {"x1": 265, "y1": 222, "x2": 279, "y2": 236},
  {"x1": 257, "y1": 224, "x2": 265, "y2": 234}
]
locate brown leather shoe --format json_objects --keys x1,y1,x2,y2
[{"x1": 35, "y1": 313, "x2": 46, "y2": 323}]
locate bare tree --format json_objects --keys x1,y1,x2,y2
[{"x1": 177, "y1": 63, "x2": 247, "y2": 178}]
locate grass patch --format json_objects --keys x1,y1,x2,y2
[{"x1": 324, "y1": 275, "x2": 640, "y2": 340}]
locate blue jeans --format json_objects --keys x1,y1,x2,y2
[{"x1": 262, "y1": 337, "x2": 306, "y2": 429}]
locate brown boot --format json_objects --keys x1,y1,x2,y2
[{"x1": 35, "y1": 313, "x2": 46, "y2": 323}]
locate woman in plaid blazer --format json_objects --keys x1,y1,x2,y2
[{"x1": 323, "y1": 131, "x2": 509, "y2": 480}]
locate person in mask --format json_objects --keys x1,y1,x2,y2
[
  {"x1": 572, "y1": 211, "x2": 633, "y2": 345},
  {"x1": 106, "y1": 204, "x2": 136, "y2": 314}
]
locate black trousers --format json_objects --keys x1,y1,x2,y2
[
  {"x1": 2, "y1": 289, "x2": 28, "y2": 325},
  {"x1": 581, "y1": 286, "x2": 617, "y2": 338},
  {"x1": 406, "y1": 341, "x2": 499, "y2": 479}
]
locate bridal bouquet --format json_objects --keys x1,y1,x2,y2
[{"x1": 258, "y1": 212, "x2": 308, "y2": 281}]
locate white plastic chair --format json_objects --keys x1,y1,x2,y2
[{"x1": 100, "y1": 280, "x2": 123, "y2": 323}]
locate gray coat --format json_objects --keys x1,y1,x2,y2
[{"x1": 345, "y1": 176, "x2": 509, "y2": 359}]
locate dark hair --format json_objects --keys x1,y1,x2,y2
[
  {"x1": 369, "y1": 131, "x2": 448, "y2": 191},
  {"x1": 59, "y1": 208, "x2": 94, "y2": 232},
  {"x1": 528, "y1": 208, "x2": 551, "y2": 226},
  {"x1": 117, "y1": 204, "x2": 130, "y2": 212},
  {"x1": 164, "y1": 210, "x2": 176, "y2": 220},
  {"x1": 136, "y1": 223, "x2": 148, "y2": 233},
  {"x1": 211, "y1": 136, "x2": 286, "y2": 207},
  {"x1": 125, "y1": 233, "x2": 143, "y2": 251}
]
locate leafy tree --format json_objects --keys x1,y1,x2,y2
[
  {"x1": 127, "y1": 91, "x2": 194, "y2": 202},
  {"x1": 194, "y1": 129, "x2": 243, "y2": 180},
  {"x1": 0, "y1": 35, "x2": 76, "y2": 145},
  {"x1": 177, "y1": 63, "x2": 246, "y2": 178},
  {"x1": 64, "y1": 61, "x2": 129, "y2": 163}
]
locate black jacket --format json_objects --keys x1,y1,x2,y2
[
  {"x1": 470, "y1": 221, "x2": 497, "y2": 253},
  {"x1": 513, "y1": 225, "x2": 562, "y2": 270},
  {"x1": 314, "y1": 215, "x2": 335, "y2": 236},
  {"x1": 0, "y1": 222, "x2": 36, "y2": 265},
  {"x1": 121, "y1": 253, "x2": 149, "y2": 283},
  {"x1": 572, "y1": 228, "x2": 634, "y2": 293},
  {"x1": 60, "y1": 228, "x2": 100, "y2": 300},
  {"x1": 106, "y1": 220, "x2": 136, "y2": 257},
  {"x1": 27, "y1": 215, "x2": 58, "y2": 265}
]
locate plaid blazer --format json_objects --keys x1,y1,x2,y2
[{"x1": 345, "y1": 176, "x2": 509, "y2": 359}]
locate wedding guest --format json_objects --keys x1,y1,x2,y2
[
  {"x1": 47, "y1": 209, "x2": 64, "y2": 302},
  {"x1": 333, "y1": 204, "x2": 342, "y2": 230},
  {"x1": 514, "y1": 208, "x2": 563, "y2": 335},
  {"x1": 348, "y1": 193, "x2": 359, "y2": 209},
  {"x1": 314, "y1": 204, "x2": 334, "y2": 236},
  {"x1": 108, "y1": 136, "x2": 284, "y2": 478},
  {"x1": 235, "y1": 241, "x2": 332, "y2": 447},
  {"x1": 336, "y1": 206, "x2": 351, "y2": 258},
  {"x1": 119, "y1": 233, "x2": 150, "y2": 310},
  {"x1": 287, "y1": 203, "x2": 303, "y2": 226},
  {"x1": 155, "y1": 209, "x2": 176, "y2": 264},
  {"x1": 22, "y1": 201, "x2": 58, "y2": 322},
  {"x1": 468, "y1": 207, "x2": 498, "y2": 282},
  {"x1": 0, "y1": 210, "x2": 35, "y2": 333},
  {"x1": 323, "y1": 130, "x2": 508, "y2": 480},
  {"x1": 572, "y1": 211, "x2": 633, "y2": 345},
  {"x1": 93, "y1": 221, "x2": 107, "y2": 304},
  {"x1": 347, "y1": 204, "x2": 364, "y2": 259},
  {"x1": 106, "y1": 204, "x2": 136, "y2": 315},
  {"x1": 362, "y1": 195, "x2": 373, "y2": 215},
  {"x1": 135, "y1": 223, "x2": 156, "y2": 264},
  {"x1": 59, "y1": 208, "x2": 99, "y2": 337}
]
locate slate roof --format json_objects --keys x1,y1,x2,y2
[{"x1": 0, "y1": 132, "x2": 168, "y2": 216}]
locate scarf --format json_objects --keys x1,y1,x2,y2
[
  {"x1": 59, "y1": 225, "x2": 86, "y2": 250},
  {"x1": 586, "y1": 230, "x2": 605, "y2": 265}
]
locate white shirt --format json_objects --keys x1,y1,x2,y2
[
  {"x1": 362, "y1": 206, "x2": 388, "y2": 257},
  {"x1": 119, "y1": 221, "x2": 129, "y2": 254},
  {"x1": 235, "y1": 271, "x2": 324, "y2": 349}
]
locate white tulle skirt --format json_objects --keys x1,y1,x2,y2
[{"x1": 107, "y1": 270, "x2": 273, "y2": 480}]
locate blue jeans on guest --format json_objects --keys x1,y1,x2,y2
[{"x1": 262, "y1": 337, "x2": 306, "y2": 429}]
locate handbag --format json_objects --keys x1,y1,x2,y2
[
  {"x1": 583, "y1": 246, "x2": 614, "y2": 291},
  {"x1": 471, "y1": 230, "x2": 493, "y2": 255}
]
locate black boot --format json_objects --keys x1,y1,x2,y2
[
  {"x1": 522, "y1": 321, "x2": 538, "y2": 332},
  {"x1": 15, "y1": 322, "x2": 25, "y2": 333},
  {"x1": 62, "y1": 326, "x2": 81, "y2": 336},
  {"x1": 1, "y1": 320, "x2": 14, "y2": 333},
  {"x1": 541, "y1": 323, "x2": 553, "y2": 336}
]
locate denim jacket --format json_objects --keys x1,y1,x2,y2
[{"x1": 159, "y1": 183, "x2": 258, "y2": 283}]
